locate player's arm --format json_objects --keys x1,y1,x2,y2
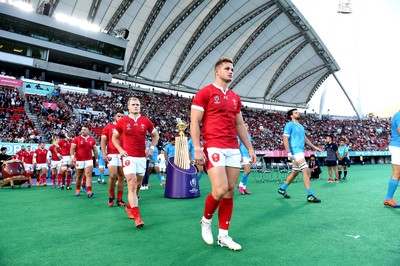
[
  {"x1": 46, "y1": 150, "x2": 52, "y2": 164},
  {"x1": 146, "y1": 129, "x2": 160, "y2": 158},
  {"x1": 112, "y1": 130, "x2": 127, "y2": 157},
  {"x1": 190, "y1": 107, "x2": 206, "y2": 164},
  {"x1": 100, "y1": 135, "x2": 109, "y2": 163},
  {"x1": 54, "y1": 144, "x2": 62, "y2": 159},
  {"x1": 92, "y1": 145, "x2": 99, "y2": 168},
  {"x1": 70, "y1": 143, "x2": 77, "y2": 163},
  {"x1": 236, "y1": 113, "x2": 256, "y2": 164},
  {"x1": 305, "y1": 136, "x2": 322, "y2": 152}
]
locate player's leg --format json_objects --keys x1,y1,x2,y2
[
  {"x1": 384, "y1": 147, "x2": 400, "y2": 207},
  {"x1": 84, "y1": 164, "x2": 94, "y2": 197},
  {"x1": 278, "y1": 160, "x2": 300, "y2": 199},
  {"x1": 338, "y1": 164, "x2": 343, "y2": 179},
  {"x1": 216, "y1": 150, "x2": 242, "y2": 251},
  {"x1": 238, "y1": 163, "x2": 251, "y2": 194},
  {"x1": 107, "y1": 165, "x2": 117, "y2": 206},
  {"x1": 116, "y1": 166, "x2": 126, "y2": 206},
  {"x1": 75, "y1": 167, "x2": 84, "y2": 196}
]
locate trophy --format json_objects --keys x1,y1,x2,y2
[{"x1": 174, "y1": 119, "x2": 190, "y2": 169}]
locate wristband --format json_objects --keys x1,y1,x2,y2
[
  {"x1": 150, "y1": 146, "x2": 155, "y2": 150},
  {"x1": 248, "y1": 149, "x2": 254, "y2": 153}
]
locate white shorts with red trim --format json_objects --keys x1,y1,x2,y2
[
  {"x1": 204, "y1": 148, "x2": 241, "y2": 169},
  {"x1": 122, "y1": 156, "x2": 146, "y2": 176}
]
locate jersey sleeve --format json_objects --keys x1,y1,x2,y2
[
  {"x1": 283, "y1": 123, "x2": 291, "y2": 136},
  {"x1": 191, "y1": 87, "x2": 209, "y2": 111},
  {"x1": 114, "y1": 119, "x2": 123, "y2": 135},
  {"x1": 101, "y1": 124, "x2": 109, "y2": 138}
]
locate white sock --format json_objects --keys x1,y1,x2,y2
[
  {"x1": 239, "y1": 182, "x2": 244, "y2": 187},
  {"x1": 218, "y1": 229, "x2": 228, "y2": 237},
  {"x1": 202, "y1": 216, "x2": 211, "y2": 223}
]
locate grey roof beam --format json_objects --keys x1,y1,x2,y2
[
  {"x1": 126, "y1": 0, "x2": 167, "y2": 73},
  {"x1": 87, "y1": 0, "x2": 102, "y2": 23},
  {"x1": 137, "y1": 0, "x2": 205, "y2": 75},
  {"x1": 104, "y1": 0, "x2": 134, "y2": 33},
  {"x1": 169, "y1": 0, "x2": 230, "y2": 82},
  {"x1": 233, "y1": 6, "x2": 280, "y2": 65},
  {"x1": 264, "y1": 40, "x2": 308, "y2": 99},
  {"x1": 230, "y1": 33, "x2": 303, "y2": 90},
  {"x1": 271, "y1": 65, "x2": 325, "y2": 101},
  {"x1": 179, "y1": 2, "x2": 276, "y2": 84}
]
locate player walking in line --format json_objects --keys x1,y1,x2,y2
[
  {"x1": 55, "y1": 132, "x2": 74, "y2": 190},
  {"x1": 48, "y1": 137, "x2": 62, "y2": 188},
  {"x1": 191, "y1": 57, "x2": 256, "y2": 251},
  {"x1": 237, "y1": 123, "x2": 253, "y2": 195},
  {"x1": 112, "y1": 97, "x2": 159, "y2": 228},
  {"x1": 277, "y1": 108, "x2": 322, "y2": 203},
  {"x1": 101, "y1": 110, "x2": 127, "y2": 207},
  {"x1": 70, "y1": 126, "x2": 98, "y2": 198},
  {"x1": 33, "y1": 142, "x2": 49, "y2": 186},
  {"x1": 384, "y1": 110, "x2": 400, "y2": 208}
]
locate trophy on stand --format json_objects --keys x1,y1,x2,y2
[
  {"x1": 164, "y1": 119, "x2": 200, "y2": 199},
  {"x1": 174, "y1": 120, "x2": 190, "y2": 169}
]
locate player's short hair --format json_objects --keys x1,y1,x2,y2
[
  {"x1": 114, "y1": 110, "x2": 124, "y2": 116},
  {"x1": 310, "y1": 154, "x2": 316, "y2": 158},
  {"x1": 214, "y1": 57, "x2": 233, "y2": 70},
  {"x1": 1, "y1": 147, "x2": 7, "y2": 152},
  {"x1": 287, "y1": 108, "x2": 297, "y2": 119},
  {"x1": 128, "y1": 97, "x2": 140, "y2": 105}
]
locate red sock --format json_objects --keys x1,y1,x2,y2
[
  {"x1": 117, "y1": 190, "x2": 123, "y2": 201},
  {"x1": 26, "y1": 172, "x2": 31, "y2": 178},
  {"x1": 40, "y1": 174, "x2": 46, "y2": 183},
  {"x1": 66, "y1": 172, "x2": 72, "y2": 186},
  {"x1": 132, "y1": 206, "x2": 141, "y2": 218},
  {"x1": 87, "y1": 186, "x2": 92, "y2": 193},
  {"x1": 51, "y1": 174, "x2": 56, "y2": 184},
  {"x1": 76, "y1": 183, "x2": 81, "y2": 190},
  {"x1": 57, "y1": 174, "x2": 63, "y2": 185},
  {"x1": 218, "y1": 198, "x2": 233, "y2": 230},
  {"x1": 203, "y1": 193, "x2": 221, "y2": 220},
  {"x1": 109, "y1": 189, "x2": 115, "y2": 198}
]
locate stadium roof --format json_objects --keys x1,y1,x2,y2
[{"x1": 33, "y1": 0, "x2": 344, "y2": 109}]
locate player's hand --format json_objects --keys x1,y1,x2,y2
[
  {"x1": 102, "y1": 153, "x2": 109, "y2": 163},
  {"x1": 287, "y1": 152, "x2": 293, "y2": 161},
  {"x1": 194, "y1": 150, "x2": 206, "y2": 165},
  {"x1": 315, "y1": 147, "x2": 323, "y2": 152},
  {"x1": 119, "y1": 149, "x2": 128, "y2": 157},
  {"x1": 146, "y1": 149, "x2": 153, "y2": 158},
  {"x1": 249, "y1": 152, "x2": 257, "y2": 165}
]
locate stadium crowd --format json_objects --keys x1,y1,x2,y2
[{"x1": 0, "y1": 84, "x2": 392, "y2": 151}]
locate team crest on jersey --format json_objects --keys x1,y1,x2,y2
[
  {"x1": 127, "y1": 124, "x2": 131, "y2": 130},
  {"x1": 141, "y1": 123, "x2": 145, "y2": 130},
  {"x1": 214, "y1": 95, "x2": 220, "y2": 104},
  {"x1": 124, "y1": 160, "x2": 130, "y2": 166},
  {"x1": 232, "y1": 98, "x2": 237, "y2": 108},
  {"x1": 211, "y1": 153, "x2": 220, "y2": 162}
]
